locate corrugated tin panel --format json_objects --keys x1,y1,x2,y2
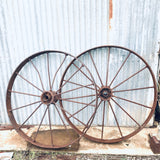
[{"x1": 0, "y1": 0, "x2": 160, "y2": 125}]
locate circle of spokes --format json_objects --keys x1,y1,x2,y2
[
  {"x1": 7, "y1": 51, "x2": 97, "y2": 148},
  {"x1": 61, "y1": 46, "x2": 156, "y2": 143}
]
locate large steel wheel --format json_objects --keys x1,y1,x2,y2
[
  {"x1": 6, "y1": 50, "x2": 97, "y2": 148},
  {"x1": 61, "y1": 46, "x2": 157, "y2": 143}
]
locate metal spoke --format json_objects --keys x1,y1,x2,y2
[
  {"x1": 58, "y1": 83, "x2": 94, "y2": 95},
  {"x1": 97, "y1": 99, "x2": 103, "y2": 109},
  {"x1": 108, "y1": 101, "x2": 123, "y2": 137},
  {"x1": 30, "y1": 59, "x2": 45, "y2": 91},
  {"x1": 9, "y1": 101, "x2": 41, "y2": 111},
  {"x1": 90, "y1": 99, "x2": 103, "y2": 116},
  {"x1": 33, "y1": 105, "x2": 48, "y2": 142},
  {"x1": 9, "y1": 90, "x2": 40, "y2": 97},
  {"x1": 47, "y1": 53, "x2": 52, "y2": 90},
  {"x1": 55, "y1": 103, "x2": 87, "y2": 126},
  {"x1": 83, "y1": 100, "x2": 103, "y2": 130},
  {"x1": 106, "y1": 47, "x2": 110, "y2": 86},
  {"x1": 112, "y1": 66, "x2": 147, "y2": 90},
  {"x1": 63, "y1": 80, "x2": 95, "y2": 90},
  {"x1": 19, "y1": 103, "x2": 42, "y2": 129},
  {"x1": 51, "y1": 55, "x2": 67, "y2": 89},
  {"x1": 73, "y1": 63, "x2": 101, "y2": 89},
  {"x1": 111, "y1": 98, "x2": 141, "y2": 127},
  {"x1": 47, "y1": 105, "x2": 53, "y2": 146},
  {"x1": 89, "y1": 52, "x2": 103, "y2": 86},
  {"x1": 68, "y1": 98, "x2": 96, "y2": 118},
  {"x1": 16, "y1": 72, "x2": 43, "y2": 92},
  {"x1": 58, "y1": 64, "x2": 84, "y2": 91},
  {"x1": 109, "y1": 52, "x2": 131, "y2": 87},
  {"x1": 113, "y1": 95, "x2": 152, "y2": 109},
  {"x1": 73, "y1": 63, "x2": 93, "y2": 83},
  {"x1": 113, "y1": 86, "x2": 154, "y2": 93},
  {"x1": 54, "y1": 104, "x2": 67, "y2": 129},
  {"x1": 87, "y1": 99, "x2": 103, "y2": 124},
  {"x1": 82, "y1": 100, "x2": 103, "y2": 133},
  {"x1": 62, "y1": 94, "x2": 96, "y2": 100},
  {"x1": 82, "y1": 110, "x2": 97, "y2": 132},
  {"x1": 60, "y1": 99, "x2": 96, "y2": 107},
  {"x1": 101, "y1": 101, "x2": 106, "y2": 139}
]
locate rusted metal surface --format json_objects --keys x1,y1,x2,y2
[
  {"x1": 6, "y1": 50, "x2": 97, "y2": 148},
  {"x1": 149, "y1": 134, "x2": 160, "y2": 154},
  {"x1": 60, "y1": 45, "x2": 157, "y2": 143},
  {"x1": 109, "y1": 0, "x2": 113, "y2": 29},
  {"x1": 0, "y1": 125, "x2": 33, "y2": 131}
]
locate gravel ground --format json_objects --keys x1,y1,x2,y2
[{"x1": 12, "y1": 151, "x2": 160, "y2": 160}]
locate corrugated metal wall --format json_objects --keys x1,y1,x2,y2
[{"x1": 0, "y1": 0, "x2": 160, "y2": 125}]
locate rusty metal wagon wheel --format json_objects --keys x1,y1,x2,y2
[
  {"x1": 6, "y1": 50, "x2": 97, "y2": 148},
  {"x1": 60, "y1": 46, "x2": 157, "y2": 143}
]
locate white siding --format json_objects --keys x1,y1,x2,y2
[{"x1": 0, "y1": 0, "x2": 160, "y2": 125}]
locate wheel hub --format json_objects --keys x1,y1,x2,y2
[
  {"x1": 41, "y1": 91, "x2": 59, "y2": 105},
  {"x1": 99, "y1": 86, "x2": 112, "y2": 101}
]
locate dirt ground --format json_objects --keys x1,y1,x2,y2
[{"x1": 0, "y1": 126, "x2": 160, "y2": 159}]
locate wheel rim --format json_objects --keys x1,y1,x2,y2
[
  {"x1": 6, "y1": 50, "x2": 98, "y2": 148},
  {"x1": 60, "y1": 45, "x2": 157, "y2": 143}
]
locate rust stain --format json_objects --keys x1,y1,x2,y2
[{"x1": 109, "y1": 0, "x2": 113, "y2": 29}]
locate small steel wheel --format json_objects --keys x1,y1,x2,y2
[
  {"x1": 6, "y1": 50, "x2": 97, "y2": 148},
  {"x1": 61, "y1": 46, "x2": 157, "y2": 143}
]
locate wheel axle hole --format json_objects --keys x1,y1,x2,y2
[
  {"x1": 99, "y1": 87, "x2": 112, "y2": 101},
  {"x1": 103, "y1": 91, "x2": 108, "y2": 96},
  {"x1": 43, "y1": 95, "x2": 49, "y2": 101},
  {"x1": 41, "y1": 92, "x2": 53, "y2": 104}
]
